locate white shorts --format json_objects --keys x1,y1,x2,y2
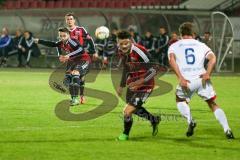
[{"x1": 176, "y1": 78, "x2": 216, "y2": 102}]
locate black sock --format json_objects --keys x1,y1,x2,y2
[
  {"x1": 134, "y1": 106, "x2": 158, "y2": 124},
  {"x1": 123, "y1": 115, "x2": 133, "y2": 135},
  {"x1": 80, "y1": 86, "x2": 84, "y2": 96},
  {"x1": 69, "y1": 75, "x2": 80, "y2": 97},
  {"x1": 80, "y1": 81, "x2": 85, "y2": 96},
  {"x1": 69, "y1": 84, "x2": 79, "y2": 97}
]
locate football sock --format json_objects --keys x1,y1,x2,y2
[
  {"x1": 123, "y1": 115, "x2": 133, "y2": 135},
  {"x1": 69, "y1": 75, "x2": 80, "y2": 97},
  {"x1": 177, "y1": 102, "x2": 192, "y2": 124},
  {"x1": 134, "y1": 106, "x2": 158, "y2": 124},
  {"x1": 214, "y1": 108, "x2": 230, "y2": 132},
  {"x1": 80, "y1": 81, "x2": 85, "y2": 96}
]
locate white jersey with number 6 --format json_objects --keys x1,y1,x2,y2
[{"x1": 168, "y1": 39, "x2": 214, "y2": 80}]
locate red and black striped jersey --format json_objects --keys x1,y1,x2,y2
[
  {"x1": 38, "y1": 38, "x2": 91, "y2": 62},
  {"x1": 69, "y1": 26, "x2": 96, "y2": 54},
  {"x1": 120, "y1": 44, "x2": 157, "y2": 92}
]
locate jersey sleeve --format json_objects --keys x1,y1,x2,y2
[
  {"x1": 67, "y1": 39, "x2": 84, "y2": 57},
  {"x1": 80, "y1": 27, "x2": 96, "y2": 54},
  {"x1": 38, "y1": 39, "x2": 59, "y2": 47},
  {"x1": 137, "y1": 45, "x2": 157, "y2": 83},
  {"x1": 202, "y1": 43, "x2": 214, "y2": 57},
  {"x1": 38, "y1": 39, "x2": 62, "y2": 56},
  {"x1": 86, "y1": 34, "x2": 96, "y2": 54},
  {"x1": 135, "y1": 45, "x2": 151, "y2": 63}
]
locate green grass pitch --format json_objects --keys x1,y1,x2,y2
[{"x1": 0, "y1": 68, "x2": 239, "y2": 160}]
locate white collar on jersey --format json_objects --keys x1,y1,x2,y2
[{"x1": 69, "y1": 26, "x2": 77, "y2": 31}]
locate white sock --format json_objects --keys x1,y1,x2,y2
[
  {"x1": 214, "y1": 108, "x2": 230, "y2": 132},
  {"x1": 177, "y1": 102, "x2": 192, "y2": 124}
]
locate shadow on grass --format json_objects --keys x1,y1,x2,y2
[{"x1": 55, "y1": 87, "x2": 118, "y2": 121}]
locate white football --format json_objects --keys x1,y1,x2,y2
[{"x1": 95, "y1": 26, "x2": 110, "y2": 40}]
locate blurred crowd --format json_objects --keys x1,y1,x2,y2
[
  {"x1": 95, "y1": 26, "x2": 213, "y2": 68},
  {"x1": 0, "y1": 27, "x2": 40, "y2": 67},
  {"x1": 0, "y1": 26, "x2": 213, "y2": 68}
]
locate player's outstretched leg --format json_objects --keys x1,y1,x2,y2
[
  {"x1": 177, "y1": 100, "x2": 196, "y2": 137},
  {"x1": 206, "y1": 99, "x2": 234, "y2": 139},
  {"x1": 134, "y1": 106, "x2": 160, "y2": 136},
  {"x1": 117, "y1": 105, "x2": 136, "y2": 141}
]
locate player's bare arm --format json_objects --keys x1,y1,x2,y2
[
  {"x1": 201, "y1": 53, "x2": 216, "y2": 81},
  {"x1": 169, "y1": 53, "x2": 189, "y2": 89}
]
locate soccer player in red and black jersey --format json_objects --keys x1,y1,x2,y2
[
  {"x1": 116, "y1": 31, "x2": 160, "y2": 141},
  {"x1": 65, "y1": 13, "x2": 97, "y2": 104},
  {"x1": 34, "y1": 27, "x2": 91, "y2": 106}
]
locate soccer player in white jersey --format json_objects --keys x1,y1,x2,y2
[{"x1": 168, "y1": 22, "x2": 234, "y2": 139}]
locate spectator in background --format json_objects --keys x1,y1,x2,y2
[
  {"x1": 18, "y1": 31, "x2": 40, "y2": 67},
  {"x1": 6, "y1": 29, "x2": 23, "y2": 58},
  {"x1": 193, "y1": 32, "x2": 202, "y2": 41},
  {"x1": 11, "y1": 29, "x2": 24, "y2": 67},
  {"x1": 141, "y1": 30, "x2": 157, "y2": 61},
  {"x1": 95, "y1": 32, "x2": 118, "y2": 69},
  {"x1": 110, "y1": 28, "x2": 118, "y2": 43},
  {"x1": 0, "y1": 27, "x2": 13, "y2": 67},
  {"x1": 128, "y1": 25, "x2": 141, "y2": 44},
  {"x1": 202, "y1": 31, "x2": 213, "y2": 49},
  {"x1": 156, "y1": 27, "x2": 169, "y2": 66},
  {"x1": 168, "y1": 32, "x2": 179, "y2": 46}
]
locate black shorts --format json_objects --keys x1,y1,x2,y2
[
  {"x1": 66, "y1": 60, "x2": 90, "y2": 77},
  {"x1": 126, "y1": 88, "x2": 152, "y2": 108}
]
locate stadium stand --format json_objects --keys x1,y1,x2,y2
[{"x1": 1, "y1": 0, "x2": 182, "y2": 9}]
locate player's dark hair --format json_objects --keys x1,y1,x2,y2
[
  {"x1": 65, "y1": 12, "x2": 76, "y2": 19},
  {"x1": 205, "y1": 31, "x2": 211, "y2": 35},
  {"x1": 179, "y1": 22, "x2": 195, "y2": 36},
  {"x1": 171, "y1": 31, "x2": 178, "y2": 35},
  {"x1": 117, "y1": 30, "x2": 131, "y2": 39},
  {"x1": 24, "y1": 31, "x2": 33, "y2": 37},
  {"x1": 58, "y1": 27, "x2": 70, "y2": 34}
]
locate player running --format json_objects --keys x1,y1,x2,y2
[
  {"x1": 34, "y1": 27, "x2": 91, "y2": 106},
  {"x1": 65, "y1": 12, "x2": 97, "y2": 104},
  {"x1": 116, "y1": 31, "x2": 160, "y2": 141},
  {"x1": 168, "y1": 22, "x2": 234, "y2": 139}
]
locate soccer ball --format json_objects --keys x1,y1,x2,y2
[{"x1": 95, "y1": 26, "x2": 110, "y2": 40}]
